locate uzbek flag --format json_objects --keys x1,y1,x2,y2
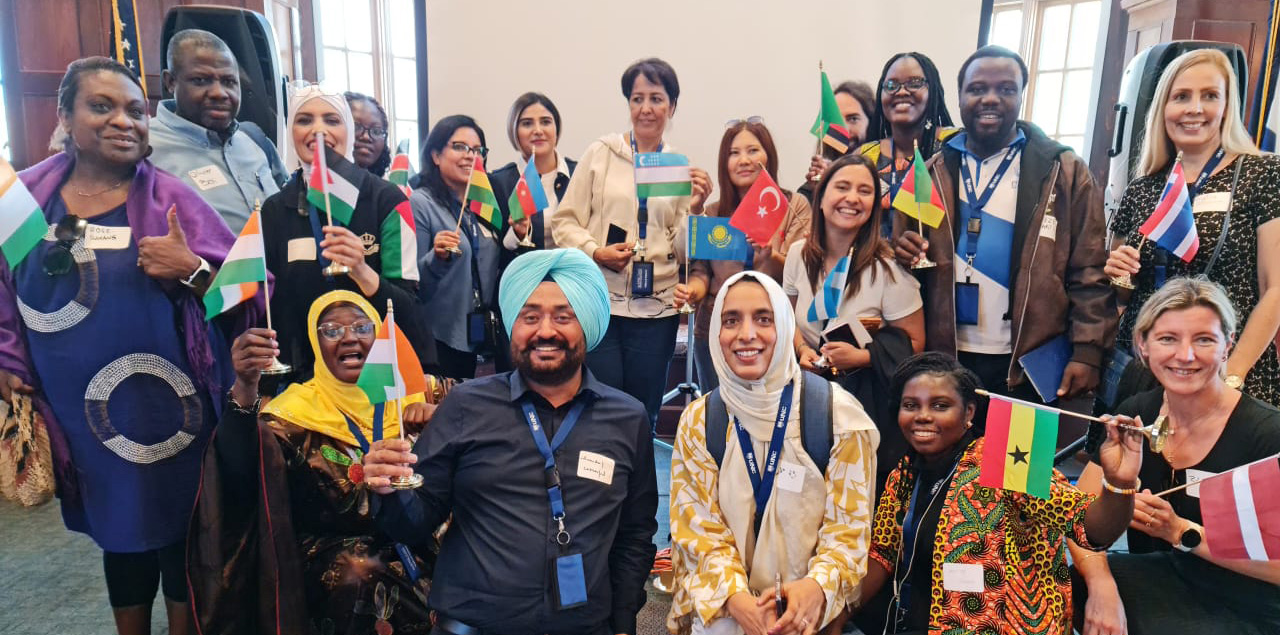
[
  {"x1": 506, "y1": 157, "x2": 550, "y2": 223},
  {"x1": 810, "y1": 70, "x2": 850, "y2": 153},
  {"x1": 204, "y1": 209, "x2": 267, "y2": 319},
  {"x1": 635, "y1": 152, "x2": 691, "y2": 198},
  {"x1": 806, "y1": 251, "x2": 850, "y2": 323},
  {"x1": 463, "y1": 156, "x2": 501, "y2": 227},
  {"x1": 979, "y1": 395, "x2": 1059, "y2": 499},
  {"x1": 356, "y1": 301, "x2": 428, "y2": 404},
  {"x1": 379, "y1": 200, "x2": 418, "y2": 281},
  {"x1": 307, "y1": 145, "x2": 360, "y2": 225},
  {"x1": 387, "y1": 139, "x2": 412, "y2": 197},
  {"x1": 892, "y1": 146, "x2": 945, "y2": 228},
  {"x1": 0, "y1": 157, "x2": 47, "y2": 269}
]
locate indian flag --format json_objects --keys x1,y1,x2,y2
[
  {"x1": 464, "y1": 156, "x2": 501, "y2": 227},
  {"x1": 387, "y1": 139, "x2": 412, "y2": 197},
  {"x1": 0, "y1": 157, "x2": 47, "y2": 269},
  {"x1": 204, "y1": 209, "x2": 267, "y2": 319},
  {"x1": 978, "y1": 395, "x2": 1059, "y2": 499},
  {"x1": 635, "y1": 152, "x2": 691, "y2": 199},
  {"x1": 356, "y1": 301, "x2": 428, "y2": 404},
  {"x1": 307, "y1": 145, "x2": 360, "y2": 225},
  {"x1": 380, "y1": 200, "x2": 418, "y2": 281}
]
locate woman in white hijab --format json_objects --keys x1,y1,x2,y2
[
  {"x1": 259, "y1": 84, "x2": 435, "y2": 386},
  {"x1": 667, "y1": 270, "x2": 879, "y2": 635}
]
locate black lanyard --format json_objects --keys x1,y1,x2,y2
[
  {"x1": 457, "y1": 204, "x2": 485, "y2": 307},
  {"x1": 630, "y1": 133, "x2": 663, "y2": 243},
  {"x1": 730, "y1": 380, "x2": 794, "y2": 534},
  {"x1": 521, "y1": 398, "x2": 588, "y2": 547},
  {"x1": 957, "y1": 141, "x2": 1023, "y2": 264}
]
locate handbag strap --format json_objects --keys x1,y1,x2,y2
[{"x1": 1203, "y1": 156, "x2": 1244, "y2": 278}]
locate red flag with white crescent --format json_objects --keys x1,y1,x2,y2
[{"x1": 728, "y1": 169, "x2": 787, "y2": 245}]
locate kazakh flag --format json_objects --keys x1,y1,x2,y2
[{"x1": 204, "y1": 209, "x2": 267, "y2": 319}]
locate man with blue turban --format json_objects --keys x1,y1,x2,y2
[{"x1": 364, "y1": 249, "x2": 658, "y2": 635}]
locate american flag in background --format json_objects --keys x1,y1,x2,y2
[{"x1": 109, "y1": 0, "x2": 147, "y2": 97}]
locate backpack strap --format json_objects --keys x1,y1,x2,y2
[
  {"x1": 705, "y1": 389, "x2": 729, "y2": 467},
  {"x1": 798, "y1": 371, "x2": 834, "y2": 475}
]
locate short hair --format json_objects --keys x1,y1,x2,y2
[
  {"x1": 166, "y1": 29, "x2": 234, "y2": 70},
  {"x1": 957, "y1": 45, "x2": 1030, "y2": 91},
  {"x1": 890, "y1": 352, "x2": 984, "y2": 413},
  {"x1": 1136, "y1": 48, "x2": 1259, "y2": 177},
  {"x1": 344, "y1": 91, "x2": 391, "y2": 176},
  {"x1": 1131, "y1": 276, "x2": 1238, "y2": 361},
  {"x1": 506, "y1": 92, "x2": 563, "y2": 152},
  {"x1": 417, "y1": 114, "x2": 486, "y2": 206},
  {"x1": 870, "y1": 52, "x2": 954, "y2": 157},
  {"x1": 620, "y1": 57, "x2": 680, "y2": 108},
  {"x1": 51, "y1": 56, "x2": 144, "y2": 153},
  {"x1": 834, "y1": 80, "x2": 875, "y2": 122},
  {"x1": 714, "y1": 120, "x2": 780, "y2": 219}
]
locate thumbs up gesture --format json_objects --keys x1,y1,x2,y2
[{"x1": 138, "y1": 204, "x2": 201, "y2": 280}]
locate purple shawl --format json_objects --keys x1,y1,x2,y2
[{"x1": 0, "y1": 153, "x2": 266, "y2": 503}]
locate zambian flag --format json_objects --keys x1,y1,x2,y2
[
  {"x1": 387, "y1": 139, "x2": 412, "y2": 197},
  {"x1": 307, "y1": 145, "x2": 360, "y2": 225},
  {"x1": 891, "y1": 145, "x2": 945, "y2": 228},
  {"x1": 0, "y1": 157, "x2": 47, "y2": 269},
  {"x1": 204, "y1": 209, "x2": 267, "y2": 319},
  {"x1": 978, "y1": 395, "x2": 1059, "y2": 499},
  {"x1": 380, "y1": 200, "x2": 418, "y2": 282},
  {"x1": 356, "y1": 300, "x2": 428, "y2": 404},
  {"x1": 810, "y1": 70, "x2": 850, "y2": 153},
  {"x1": 464, "y1": 156, "x2": 501, "y2": 227}
]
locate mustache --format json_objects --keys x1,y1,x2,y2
[{"x1": 522, "y1": 337, "x2": 568, "y2": 350}]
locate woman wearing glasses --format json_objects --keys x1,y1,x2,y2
[
  {"x1": 0, "y1": 57, "x2": 254, "y2": 635},
  {"x1": 345, "y1": 91, "x2": 391, "y2": 178},
  {"x1": 674, "y1": 118, "x2": 811, "y2": 392},
  {"x1": 410, "y1": 115, "x2": 503, "y2": 379},
  {"x1": 490, "y1": 92, "x2": 578, "y2": 253},
  {"x1": 552, "y1": 57, "x2": 712, "y2": 428}
]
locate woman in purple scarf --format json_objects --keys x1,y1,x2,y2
[{"x1": 0, "y1": 57, "x2": 257, "y2": 635}]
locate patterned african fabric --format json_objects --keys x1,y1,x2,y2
[{"x1": 869, "y1": 437, "x2": 1099, "y2": 635}]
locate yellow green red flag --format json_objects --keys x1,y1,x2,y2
[{"x1": 978, "y1": 395, "x2": 1059, "y2": 499}]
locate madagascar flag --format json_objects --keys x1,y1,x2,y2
[
  {"x1": 979, "y1": 395, "x2": 1058, "y2": 499},
  {"x1": 891, "y1": 146, "x2": 945, "y2": 228},
  {"x1": 463, "y1": 156, "x2": 501, "y2": 228}
]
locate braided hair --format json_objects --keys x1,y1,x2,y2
[{"x1": 870, "y1": 52, "x2": 954, "y2": 159}]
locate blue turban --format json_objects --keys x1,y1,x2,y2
[{"x1": 498, "y1": 248, "x2": 611, "y2": 351}]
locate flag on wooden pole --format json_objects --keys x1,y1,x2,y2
[{"x1": 979, "y1": 394, "x2": 1059, "y2": 499}]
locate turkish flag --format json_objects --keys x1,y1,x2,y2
[{"x1": 729, "y1": 170, "x2": 787, "y2": 245}]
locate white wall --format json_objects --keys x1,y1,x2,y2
[{"x1": 425, "y1": 0, "x2": 982, "y2": 198}]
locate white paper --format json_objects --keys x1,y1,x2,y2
[
  {"x1": 83, "y1": 225, "x2": 131, "y2": 250},
  {"x1": 577, "y1": 450, "x2": 615, "y2": 486},
  {"x1": 775, "y1": 460, "x2": 806, "y2": 493},
  {"x1": 1192, "y1": 192, "x2": 1231, "y2": 214},
  {"x1": 942, "y1": 562, "x2": 985, "y2": 593},
  {"x1": 1184, "y1": 468, "x2": 1213, "y2": 499},
  {"x1": 1039, "y1": 214, "x2": 1058, "y2": 241},
  {"x1": 188, "y1": 165, "x2": 229, "y2": 191},
  {"x1": 287, "y1": 237, "x2": 317, "y2": 262}
]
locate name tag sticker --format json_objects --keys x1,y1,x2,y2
[
  {"x1": 1192, "y1": 192, "x2": 1231, "y2": 214},
  {"x1": 1184, "y1": 468, "x2": 1213, "y2": 499},
  {"x1": 288, "y1": 237, "x2": 317, "y2": 262},
  {"x1": 776, "y1": 460, "x2": 806, "y2": 493},
  {"x1": 942, "y1": 562, "x2": 985, "y2": 593},
  {"x1": 577, "y1": 450, "x2": 615, "y2": 485},
  {"x1": 188, "y1": 165, "x2": 229, "y2": 191},
  {"x1": 83, "y1": 225, "x2": 131, "y2": 250},
  {"x1": 1039, "y1": 215, "x2": 1057, "y2": 241}
]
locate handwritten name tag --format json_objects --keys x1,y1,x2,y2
[
  {"x1": 776, "y1": 460, "x2": 806, "y2": 493},
  {"x1": 188, "y1": 165, "x2": 229, "y2": 191},
  {"x1": 288, "y1": 238, "x2": 316, "y2": 262},
  {"x1": 1184, "y1": 468, "x2": 1213, "y2": 499},
  {"x1": 942, "y1": 563, "x2": 985, "y2": 593},
  {"x1": 83, "y1": 225, "x2": 131, "y2": 250},
  {"x1": 1192, "y1": 192, "x2": 1231, "y2": 214},
  {"x1": 1039, "y1": 215, "x2": 1058, "y2": 241},
  {"x1": 577, "y1": 451, "x2": 615, "y2": 485}
]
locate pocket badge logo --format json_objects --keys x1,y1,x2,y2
[{"x1": 360, "y1": 233, "x2": 380, "y2": 256}]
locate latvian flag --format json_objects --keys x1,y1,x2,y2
[
  {"x1": 0, "y1": 157, "x2": 46, "y2": 269},
  {"x1": 635, "y1": 152, "x2": 692, "y2": 199},
  {"x1": 806, "y1": 250, "x2": 850, "y2": 323},
  {"x1": 380, "y1": 200, "x2": 418, "y2": 282},
  {"x1": 1138, "y1": 160, "x2": 1199, "y2": 262},
  {"x1": 1201, "y1": 455, "x2": 1280, "y2": 560},
  {"x1": 204, "y1": 209, "x2": 267, "y2": 319},
  {"x1": 387, "y1": 139, "x2": 412, "y2": 197},
  {"x1": 356, "y1": 300, "x2": 428, "y2": 404},
  {"x1": 307, "y1": 145, "x2": 360, "y2": 226}
]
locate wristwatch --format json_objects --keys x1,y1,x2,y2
[
  {"x1": 1225, "y1": 374, "x2": 1244, "y2": 389},
  {"x1": 181, "y1": 257, "x2": 212, "y2": 288},
  {"x1": 1175, "y1": 522, "x2": 1204, "y2": 552}
]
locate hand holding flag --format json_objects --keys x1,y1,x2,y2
[
  {"x1": 463, "y1": 156, "x2": 501, "y2": 228},
  {"x1": 356, "y1": 299, "x2": 428, "y2": 404},
  {"x1": 891, "y1": 144, "x2": 945, "y2": 229},
  {"x1": 204, "y1": 207, "x2": 268, "y2": 320},
  {"x1": 1138, "y1": 154, "x2": 1200, "y2": 262},
  {"x1": 307, "y1": 141, "x2": 360, "y2": 226},
  {"x1": 728, "y1": 169, "x2": 788, "y2": 245}
]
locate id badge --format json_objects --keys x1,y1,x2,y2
[
  {"x1": 631, "y1": 260, "x2": 654, "y2": 297},
  {"x1": 956, "y1": 281, "x2": 980, "y2": 325},
  {"x1": 467, "y1": 311, "x2": 487, "y2": 346},
  {"x1": 552, "y1": 553, "x2": 589, "y2": 610}
]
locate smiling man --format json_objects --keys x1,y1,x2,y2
[
  {"x1": 895, "y1": 45, "x2": 1116, "y2": 408},
  {"x1": 364, "y1": 248, "x2": 658, "y2": 635},
  {"x1": 149, "y1": 29, "x2": 284, "y2": 233}
]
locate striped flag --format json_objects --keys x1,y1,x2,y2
[
  {"x1": 979, "y1": 395, "x2": 1058, "y2": 499},
  {"x1": 356, "y1": 302, "x2": 428, "y2": 404},
  {"x1": 464, "y1": 156, "x2": 501, "y2": 228},
  {"x1": 1138, "y1": 160, "x2": 1199, "y2": 262},
  {"x1": 635, "y1": 152, "x2": 692, "y2": 199},
  {"x1": 109, "y1": 0, "x2": 146, "y2": 96},
  {"x1": 204, "y1": 209, "x2": 267, "y2": 319},
  {"x1": 307, "y1": 145, "x2": 360, "y2": 225},
  {"x1": 891, "y1": 145, "x2": 945, "y2": 228},
  {"x1": 387, "y1": 139, "x2": 412, "y2": 197},
  {"x1": 506, "y1": 157, "x2": 550, "y2": 223},
  {"x1": 806, "y1": 251, "x2": 850, "y2": 323},
  {"x1": 810, "y1": 70, "x2": 850, "y2": 153},
  {"x1": 379, "y1": 200, "x2": 418, "y2": 282},
  {"x1": 1201, "y1": 455, "x2": 1280, "y2": 560},
  {"x1": 0, "y1": 157, "x2": 47, "y2": 269}
]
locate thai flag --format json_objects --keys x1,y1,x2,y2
[
  {"x1": 1138, "y1": 161, "x2": 1199, "y2": 262},
  {"x1": 1201, "y1": 455, "x2": 1280, "y2": 560}
]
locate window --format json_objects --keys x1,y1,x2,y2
[
  {"x1": 0, "y1": 31, "x2": 9, "y2": 162},
  {"x1": 317, "y1": 0, "x2": 419, "y2": 161},
  {"x1": 987, "y1": 0, "x2": 1103, "y2": 155}
]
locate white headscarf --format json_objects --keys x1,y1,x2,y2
[{"x1": 283, "y1": 84, "x2": 356, "y2": 172}]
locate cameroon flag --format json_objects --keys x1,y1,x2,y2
[
  {"x1": 978, "y1": 395, "x2": 1058, "y2": 499},
  {"x1": 891, "y1": 146, "x2": 945, "y2": 228}
]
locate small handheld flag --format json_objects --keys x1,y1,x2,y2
[
  {"x1": 1200, "y1": 455, "x2": 1280, "y2": 560},
  {"x1": 307, "y1": 144, "x2": 360, "y2": 226},
  {"x1": 1138, "y1": 157, "x2": 1200, "y2": 262},
  {"x1": 978, "y1": 393, "x2": 1059, "y2": 499},
  {"x1": 810, "y1": 69, "x2": 850, "y2": 154},
  {"x1": 688, "y1": 216, "x2": 750, "y2": 262},
  {"x1": 204, "y1": 208, "x2": 268, "y2": 320},
  {"x1": 463, "y1": 156, "x2": 501, "y2": 227},
  {"x1": 806, "y1": 249, "x2": 851, "y2": 323},
  {"x1": 635, "y1": 152, "x2": 692, "y2": 198},
  {"x1": 729, "y1": 170, "x2": 788, "y2": 245},
  {"x1": 356, "y1": 300, "x2": 428, "y2": 404},
  {"x1": 387, "y1": 139, "x2": 413, "y2": 197},
  {"x1": 891, "y1": 146, "x2": 945, "y2": 229},
  {"x1": 0, "y1": 157, "x2": 47, "y2": 269},
  {"x1": 506, "y1": 158, "x2": 550, "y2": 224}
]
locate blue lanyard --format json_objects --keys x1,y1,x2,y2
[
  {"x1": 731, "y1": 381, "x2": 794, "y2": 533},
  {"x1": 957, "y1": 142, "x2": 1022, "y2": 262},
  {"x1": 521, "y1": 398, "x2": 588, "y2": 545},
  {"x1": 306, "y1": 203, "x2": 335, "y2": 273},
  {"x1": 1188, "y1": 147, "x2": 1225, "y2": 199},
  {"x1": 630, "y1": 133, "x2": 663, "y2": 242},
  {"x1": 339, "y1": 403, "x2": 385, "y2": 453}
]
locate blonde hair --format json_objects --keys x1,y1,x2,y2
[
  {"x1": 1136, "y1": 49, "x2": 1259, "y2": 177},
  {"x1": 1132, "y1": 276, "x2": 1237, "y2": 363}
]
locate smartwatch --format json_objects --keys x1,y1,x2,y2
[
  {"x1": 181, "y1": 257, "x2": 213, "y2": 288},
  {"x1": 1175, "y1": 522, "x2": 1204, "y2": 552}
]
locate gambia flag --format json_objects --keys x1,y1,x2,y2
[
  {"x1": 0, "y1": 157, "x2": 47, "y2": 269},
  {"x1": 463, "y1": 156, "x2": 501, "y2": 227},
  {"x1": 307, "y1": 145, "x2": 360, "y2": 225},
  {"x1": 380, "y1": 199, "x2": 418, "y2": 281},
  {"x1": 506, "y1": 157, "x2": 550, "y2": 223},
  {"x1": 204, "y1": 208, "x2": 267, "y2": 319},
  {"x1": 979, "y1": 395, "x2": 1059, "y2": 499},
  {"x1": 635, "y1": 152, "x2": 691, "y2": 198},
  {"x1": 356, "y1": 301, "x2": 428, "y2": 404},
  {"x1": 387, "y1": 139, "x2": 412, "y2": 197},
  {"x1": 891, "y1": 145, "x2": 945, "y2": 228},
  {"x1": 810, "y1": 70, "x2": 850, "y2": 153}
]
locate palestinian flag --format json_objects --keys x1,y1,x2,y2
[
  {"x1": 635, "y1": 152, "x2": 692, "y2": 198},
  {"x1": 463, "y1": 156, "x2": 501, "y2": 227},
  {"x1": 307, "y1": 145, "x2": 360, "y2": 225},
  {"x1": 387, "y1": 139, "x2": 412, "y2": 197},
  {"x1": 356, "y1": 301, "x2": 428, "y2": 404},
  {"x1": 810, "y1": 70, "x2": 850, "y2": 153},
  {"x1": 979, "y1": 395, "x2": 1059, "y2": 499},
  {"x1": 0, "y1": 157, "x2": 46, "y2": 269},
  {"x1": 204, "y1": 209, "x2": 267, "y2": 319},
  {"x1": 380, "y1": 200, "x2": 418, "y2": 282},
  {"x1": 891, "y1": 146, "x2": 945, "y2": 228}
]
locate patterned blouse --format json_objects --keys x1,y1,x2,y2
[{"x1": 869, "y1": 438, "x2": 1099, "y2": 635}]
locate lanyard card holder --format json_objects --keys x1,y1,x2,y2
[
  {"x1": 955, "y1": 281, "x2": 980, "y2": 325},
  {"x1": 553, "y1": 551, "x2": 589, "y2": 610},
  {"x1": 631, "y1": 259, "x2": 654, "y2": 297}
]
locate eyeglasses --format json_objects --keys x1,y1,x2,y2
[
  {"x1": 355, "y1": 124, "x2": 387, "y2": 140},
  {"x1": 883, "y1": 78, "x2": 928, "y2": 94},
  {"x1": 724, "y1": 116, "x2": 765, "y2": 128},
  {"x1": 449, "y1": 142, "x2": 488, "y2": 157},
  {"x1": 43, "y1": 214, "x2": 87, "y2": 276},
  {"x1": 316, "y1": 320, "x2": 377, "y2": 341}
]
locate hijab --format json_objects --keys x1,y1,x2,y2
[{"x1": 283, "y1": 84, "x2": 357, "y2": 173}]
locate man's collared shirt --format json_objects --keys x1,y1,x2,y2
[
  {"x1": 375, "y1": 369, "x2": 658, "y2": 635},
  {"x1": 149, "y1": 100, "x2": 279, "y2": 233}
]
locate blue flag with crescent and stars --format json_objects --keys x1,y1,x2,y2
[{"x1": 110, "y1": 0, "x2": 147, "y2": 96}]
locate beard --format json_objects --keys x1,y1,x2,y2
[{"x1": 513, "y1": 336, "x2": 586, "y2": 386}]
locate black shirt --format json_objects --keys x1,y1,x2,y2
[{"x1": 374, "y1": 370, "x2": 658, "y2": 635}]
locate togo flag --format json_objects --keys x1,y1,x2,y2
[
  {"x1": 635, "y1": 152, "x2": 692, "y2": 198},
  {"x1": 0, "y1": 157, "x2": 46, "y2": 269},
  {"x1": 356, "y1": 301, "x2": 428, "y2": 404},
  {"x1": 307, "y1": 145, "x2": 360, "y2": 225},
  {"x1": 204, "y1": 209, "x2": 267, "y2": 319}
]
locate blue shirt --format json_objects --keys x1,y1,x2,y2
[{"x1": 410, "y1": 188, "x2": 501, "y2": 351}]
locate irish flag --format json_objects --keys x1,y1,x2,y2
[
  {"x1": 307, "y1": 144, "x2": 360, "y2": 225},
  {"x1": 356, "y1": 301, "x2": 428, "y2": 404},
  {"x1": 635, "y1": 152, "x2": 692, "y2": 199},
  {"x1": 380, "y1": 200, "x2": 418, "y2": 281},
  {"x1": 0, "y1": 157, "x2": 47, "y2": 269},
  {"x1": 463, "y1": 156, "x2": 501, "y2": 228},
  {"x1": 204, "y1": 209, "x2": 267, "y2": 319},
  {"x1": 979, "y1": 395, "x2": 1058, "y2": 499},
  {"x1": 387, "y1": 139, "x2": 412, "y2": 197},
  {"x1": 892, "y1": 146, "x2": 945, "y2": 228}
]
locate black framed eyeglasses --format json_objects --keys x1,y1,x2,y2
[
  {"x1": 43, "y1": 214, "x2": 87, "y2": 276},
  {"x1": 449, "y1": 141, "x2": 488, "y2": 158},
  {"x1": 355, "y1": 124, "x2": 388, "y2": 139},
  {"x1": 883, "y1": 77, "x2": 928, "y2": 94},
  {"x1": 316, "y1": 320, "x2": 377, "y2": 341}
]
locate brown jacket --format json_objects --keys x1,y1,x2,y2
[{"x1": 896, "y1": 122, "x2": 1116, "y2": 387}]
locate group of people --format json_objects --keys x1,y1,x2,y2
[{"x1": 1, "y1": 21, "x2": 1279, "y2": 635}]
